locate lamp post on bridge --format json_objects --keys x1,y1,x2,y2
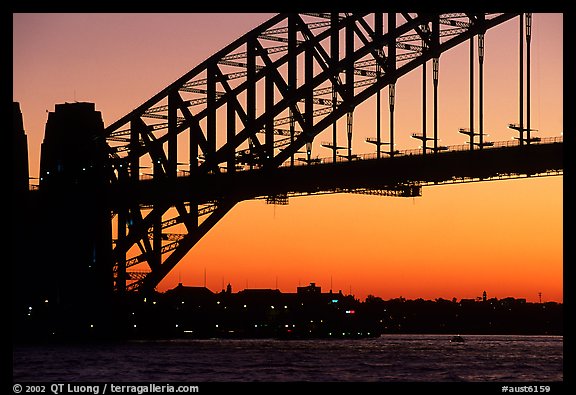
[
  {"x1": 365, "y1": 138, "x2": 398, "y2": 157},
  {"x1": 526, "y1": 13, "x2": 532, "y2": 144},
  {"x1": 460, "y1": 22, "x2": 493, "y2": 152},
  {"x1": 478, "y1": 32, "x2": 485, "y2": 149},
  {"x1": 513, "y1": 13, "x2": 537, "y2": 145},
  {"x1": 459, "y1": 128, "x2": 493, "y2": 150}
]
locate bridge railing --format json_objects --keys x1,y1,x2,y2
[
  {"x1": 57, "y1": 136, "x2": 562, "y2": 182},
  {"x1": 27, "y1": 136, "x2": 561, "y2": 187},
  {"x1": 173, "y1": 136, "x2": 562, "y2": 176},
  {"x1": 279, "y1": 136, "x2": 563, "y2": 168}
]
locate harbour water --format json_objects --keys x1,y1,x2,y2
[{"x1": 13, "y1": 334, "x2": 562, "y2": 382}]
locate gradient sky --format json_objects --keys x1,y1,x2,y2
[{"x1": 13, "y1": 13, "x2": 563, "y2": 302}]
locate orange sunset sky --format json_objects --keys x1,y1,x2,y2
[{"x1": 12, "y1": 13, "x2": 563, "y2": 302}]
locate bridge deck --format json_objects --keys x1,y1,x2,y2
[{"x1": 109, "y1": 140, "x2": 562, "y2": 207}]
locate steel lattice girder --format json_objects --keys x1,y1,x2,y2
[{"x1": 104, "y1": 13, "x2": 519, "y2": 293}]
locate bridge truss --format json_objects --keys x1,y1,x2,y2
[{"x1": 104, "y1": 13, "x2": 526, "y2": 293}]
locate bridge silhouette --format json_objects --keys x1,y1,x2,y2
[{"x1": 14, "y1": 13, "x2": 562, "y2": 305}]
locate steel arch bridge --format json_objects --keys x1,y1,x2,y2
[{"x1": 101, "y1": 13, "x2": 561, "y2": 293}]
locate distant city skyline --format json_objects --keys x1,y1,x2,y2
[{"x1": 169, "y1": 278, "x2": 553, "y2": 304}]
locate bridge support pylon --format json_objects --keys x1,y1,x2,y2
[{"x1": 25, "y1": 102, "x2": 122, "y2": 339}]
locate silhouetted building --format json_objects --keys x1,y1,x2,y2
[
  {"x1": 236, "y1": 289, "x2": 284, "y2": 305},
  {"x1": 165, "y1": 283, "x2": 216, "y2": 302},
  {"x1": 297, "y1": 282, "x2": 322, "y2": 296}
]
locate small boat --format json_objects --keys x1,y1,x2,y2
[{"x1": 450, "y1": 335, "x2": 465, "y2": 343}]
